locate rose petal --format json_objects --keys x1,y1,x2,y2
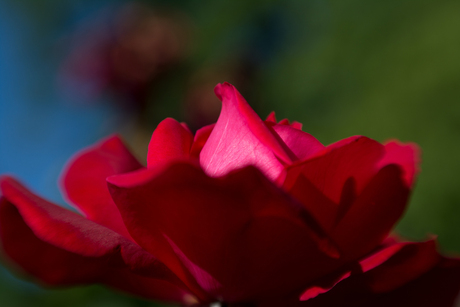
[
  {"x1": 200, "y1": 82, "x2": 295, "y2": 180},
  {"x1": 378, "y1": 140, "x2": 420, "y2": 187},
  {"x1": 301, "y1": 242, "x2": 459, "y2": 307},
  {"x1": 0, "y1": 176, "x2": 180, "y2": 288},
  {"x1": 287, "y1": 174, "x2": 338, "y2": 231},
  {"x1": 147, "y1": 118, "x2": 194, "y2": 167},
  {"x1": 363, "y1": 239, "x2": 439, "y2": 293},
  {"x1": 284, "y1": 136, "x2": 385, "y2": 204},
  {"x1": 265, "y1": 112, "x2": 277, "y2": 124},
  {"x1": 190, "y1": 123, "x2": 215, "y2": 159},
  {"x1": 61, "y1": 135, "x2": 142, "y2": 238},
  {"x1": 331, "y1": 164, "x2": 410, "y2": 259},
  {"x1": 108, "y1": 163, "x2": 340, "y2": 302},
  {"x1": 272, "y1": 125, "x2": 324, "y2": 161},
  {"x1": 299, "y1": 239, "x2": 406, "y2": 301},
  {"x1": 278, "y1": 119, "x2": 290, "y2": 125},
  {"x1": 290, "y1": 121, "x2": 303, "y2": 130},
  {"x1": 262, "y1": 240, "x2": 457, "y2": 307},
  {"x1": 265, "y1": 112, "x2": 303, "y2": 130}
]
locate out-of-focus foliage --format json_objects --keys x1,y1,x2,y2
[{"x1": 1, "y1": 0, "x2": 460, "y2": 306}]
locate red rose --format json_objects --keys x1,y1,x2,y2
[{"x1": 1, "y1": 82, "x2": 459, "y2": 306}]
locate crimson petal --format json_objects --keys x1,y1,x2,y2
[
  {"x1": 284, "y1": 136, "x2": 385, "y2": 204},
  {"x1": 300, "y1": 239, "x2": 438, "y2": 301},
  {"x1": 303, "y1": 241, "x2": 459, "y2": 307},
  {"x1": 261, "y1": 240, "x2": 459, "y2": 307},
  {"x1": 190, "y1": 123, "x2": 215, "y2": 159},
  {"x1": 0, "y1": 176, "x2": 182, "y2": 294},
  {"x1": 147, "y1": 118, "x2": 194, "y2": 167},
  {"x1": 378, "y1": 140, "x2": 420, "y2": 188},
  {"x1": 331, "y1": 164, "x2": 409, "y2": 258},
  {"x1": 108, "y1": 163, "x2": 340, "y2": 303},
  {"x1": 61, "y1": 135, "x2": 142, "y2": 238},
  {"x1": 272, "y1": 125, "x2": 324, "y2": 161},
  {"x1": 287, "y1": 174, "x2": 338, "y2": 232}
]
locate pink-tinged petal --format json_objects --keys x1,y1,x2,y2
[
  {"x1": 190, "y1": 123, "x2": 215, "y2": 159},
  {"x1": 272, "y1": 125, "x2": 324, "y2": 161},
  {"x1": 61, "y1": 135, "x2": 142, "y2": 238},
  {"x1": 200, "y1": 83, "x2": 295, "y2": 180},
  {"x1": 378, "y1": 140, "x2": 420, "y2": 187},
  {"x1": 0, "y1": 176, "x2": 181, "y2": 289},
  {"x1": 147, "y1": 118, "x2": 194, "y2": 167},
  {"x1": 265, "y1": 111, "x2": 277, "y2": 123},
  {"x1": 291, "y1": 121, "x2": 303, "y2": 130},
  {"x1": 284, "y1": 136, "x2": 385, "y2": 204},
  {"x1": 108, "y1": 163, "x2": 340, "y2": 303},
  {"x1": 278, "y1": 118, "x2": 290, "y2": 125},
  {"x1": 331, "y1": 164, "x2": 409, "y2": 259},
  {"x1": 264, "y1": 113, "x2": 303, "y2": 130}
]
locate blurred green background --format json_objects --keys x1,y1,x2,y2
[{"x1": 0, "y1": 0, "x2": 459, "y2": 306}]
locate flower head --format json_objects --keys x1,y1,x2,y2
[{"x1": 1, "y1": 83, "x2": 459, "y2": 306}]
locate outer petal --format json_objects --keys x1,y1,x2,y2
[
  {"x1": 299, "y1": 239, "x2": 438, "y2": 301},
  {"x1": 303, "y1": 245, "x2": 459, "y2": 307},
  {"x1": 108, "y1": 163, "x2": 341, "y2": 303},
  {"x1": 0, "y1": 176, "x2": 183, "y2": 295},
  {"x1": 261, "y1": 240, "x2": 460, "y2": 307},
  {"x1": 284, "y1": 136, "x2": 385, "y2": 204},
  {"x1": 61, "y1": 135, "x2": 142, "y2": 238},
  {"x1": 331, "y1": 164, "x2": 409, "y2": 258},
  {"x1": 200, "y1": 83, "x2": 295, "y2": 181},
  {"x1": 147, "y1": 118, "x2": 194, "y2": 167},
  {"x1": 378, "y1": 140, "x2": 420, "y2": 187}
]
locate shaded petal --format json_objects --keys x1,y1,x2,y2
[
  {"x1": 200, "y1": 83, "x2": 294, "y2": 180},
  {"x1": 300, "y1": 239, "x2": 436, "y2": 301},
  {"x1": 190, "y1": 123, "x2": 215, "y2": 159},
  {"x1": 61, "y1": 135, "x2": 142, "y2": 238},
  {"x1": 287, "y1": 174, "x2": 338, "y2": 231},
  {"x1": 331, "y1": 165, "x2": 410, "y2": 258},
  {"x1": 108, "y1": 163, "x2": 340, "y2": 303},
  {"x1": 147, "y1": 118, "x2": 194, "y2": 167},
  {"x1": 261, "y1": 240, "x2": 460, "y2": 307},
  {"x1": 0, "y1": 177, "x2": 181, "y2": 290},
  {"x1": 284, "y1": 136, "x2": 385, "y2": 204},
  {"x1": 378, "y1": 140, "x2": 420, "y2": 187},
  {"x1": 362, "y1": 239, "x2": 439, "y2": 293},
  {"x1": 302, "y1": 242, "x2": 459, "y2": 307},
  {"x1": 364, "y1": 257, "x2": 460, "y2": 307},
  {"x1": 299, "y1": 240, "x2": 402, "y2": 301}
]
